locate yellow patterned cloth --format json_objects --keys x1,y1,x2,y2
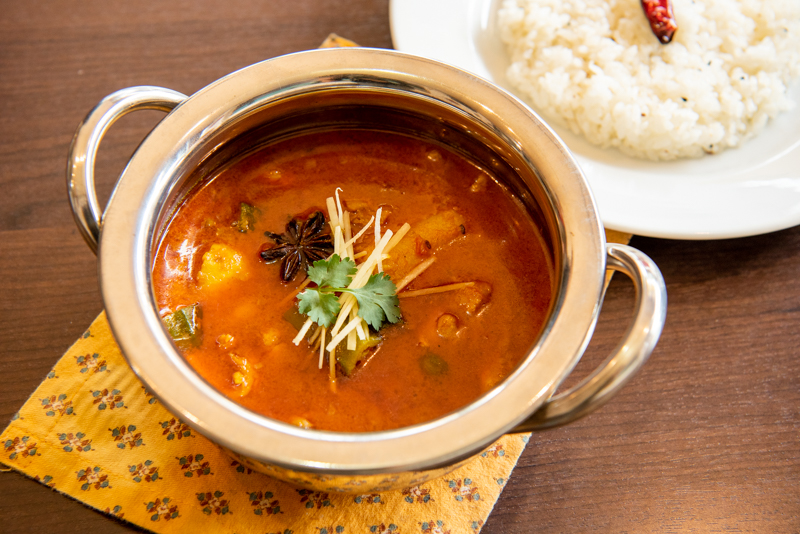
[{"x1": 1, "y1": 312, "x2": 529, "y2": 533}]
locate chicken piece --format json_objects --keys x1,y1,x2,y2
[
  {"x1": 267, "y1": 343, "x2": 297, "y2": 371},
  {"x1": 290, "y1": 416, "x2": 313, "y2": 429},
  {"x1": 479, "y1": 331, "x2": 512, "y2": 392},
  {"x1": 436, "y1": 313, "x2": 459, "y2": 339},
  {"x1": 230, "y1": 354, "x2": 254, "y2": 397},
  {"x1": 480, "y1": 367, "x2": 506, "y2": 392},
  {"x1": 344, "y1": 199, "x2": 373, "y2": 230},
  {"x1": 262, "y1": 329, "x2": 280, "y2": 347},
  {"x1": 458, "y1": 281, "x2": 492, "y2": 315},
  {"x1": 470, "y1": 174, "x2": 488, "y2": 192},
  {"x1": 384, "y1": 210, "x2": 466, "y2": 279},
  {"x1": 345, "y1": 200, "x2": 394, "y2": 248},
  {"x1": 216, "y1": 334, "x2": 235, "y2": 350}
]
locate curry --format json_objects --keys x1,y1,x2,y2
[{"x1": 153, "y1": 129, "x2": 554, "y2": 432}]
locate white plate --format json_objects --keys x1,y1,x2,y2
[{"x1": 390, "y1": 0, "x2": 800, "y2": 239}]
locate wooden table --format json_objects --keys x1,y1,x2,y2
[{"x1": 2, "y1": 1, "x2": 799, "y2": 532}]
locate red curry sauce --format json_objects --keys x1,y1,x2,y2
[{"x1": 153, "y1": 130, "x2": 553, "y2": 432}]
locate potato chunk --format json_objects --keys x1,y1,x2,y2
[
  {"x1": 198, "y1": 244, "x2": 248, "y2": 287},
  {"x1": 384, "y1": 210, "x2": 466, "y2": 279}
]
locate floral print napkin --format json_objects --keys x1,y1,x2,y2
[{"x1": 1, "y1": 312, "x2": 528, "y2": 533}]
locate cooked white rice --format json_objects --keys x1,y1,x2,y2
[{"x1": 498, "y1": 0, "x2": 800, "y2": 160}]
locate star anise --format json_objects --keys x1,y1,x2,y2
[{"x1": 259, "y1": 211, "x2": 334, "y2": 282}]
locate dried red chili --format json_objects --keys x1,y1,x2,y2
[{"x1": 641, "y1": 0, "x2": 678, "y2": 44}]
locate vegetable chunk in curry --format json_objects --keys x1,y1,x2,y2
[{"x1": 153, "y1": 130, "x2": 554, "y2": 432}]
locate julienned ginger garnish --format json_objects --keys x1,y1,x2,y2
[{"x1": 291, "y1": 189, "x2": 410, "y2": 386}]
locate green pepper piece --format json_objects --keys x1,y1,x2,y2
[
  {"x1": 232, "y1": 202, "x2": 258, "y2": 233},
  {"x1": 283, "y1": 305, "x2": 308, "y2": 330},
  {"x1": 420, "y1": 351, "x2": 449, "y2": 376},
  {"x1": 162, "y1": 304, "x2": 202, "y2": 349},
  {"x1": 282, "y1": 305, "x2": 320, "y2": 341},
  {"x1": 337, "y1": 334, "x2": 382, "y2": 376}
]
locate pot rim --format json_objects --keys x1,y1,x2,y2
[{"x1": 98, "y1": 47, "x2": 605, "y2": 474}]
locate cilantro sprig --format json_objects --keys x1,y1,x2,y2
[{"x1": 297, "y1": 255, "x2": 401, "y2": 330}]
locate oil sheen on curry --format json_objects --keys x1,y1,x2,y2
[{"x1": 153, "y1": 130, "x2": 553, "y2": 432}]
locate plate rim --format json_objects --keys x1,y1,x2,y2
[{"x1": 390, "y1": 0, "x2": 800, "y2": 240}]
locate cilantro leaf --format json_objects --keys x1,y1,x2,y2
[
  {"x1": 297, "y1": 256, "x2": 400, "y2": 330},
  {"x1": 349, "y1": 273, "x2": 401, "y2": 330},
  {"x1": 297, "y1": 289, "x2": 340, "y2": 327},
  {"x1": 307, "y1": 254, "x2": 356, "y2": 288}
]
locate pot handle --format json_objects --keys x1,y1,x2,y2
[
  {"x1": 67, "y1": 86, "x2": 187, "y2": 254},
  {"x1": 512, "y1": 243, "x2": 667, "y2": 432}
]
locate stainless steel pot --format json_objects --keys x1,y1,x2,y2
[{"x1": 67, "y1": 48, "x2": 666, "y2": 492}]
